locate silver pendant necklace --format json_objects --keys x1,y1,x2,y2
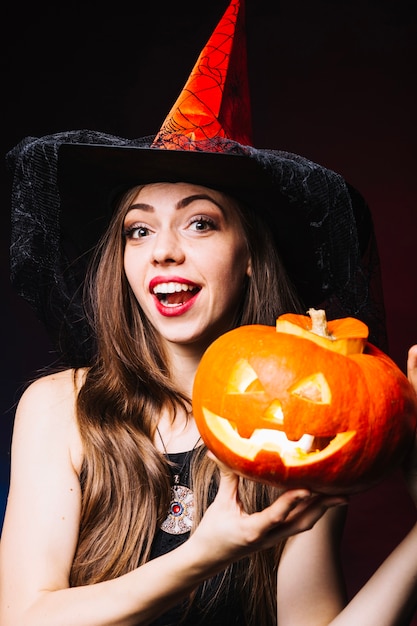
[{"x1": 157, "y1": 427, "x2": 201, "y2": 535}]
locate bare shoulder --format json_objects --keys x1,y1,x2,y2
[
  {"x1": 18, "y1": 367, "x2": 85, "y2": 402},
  {"x1": 14, "y1": 368, "x2": 87, "y2": 473}
]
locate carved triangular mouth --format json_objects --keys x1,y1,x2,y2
[{"x1": 201, "y1": 407, "x2": 356, "y2": 466}]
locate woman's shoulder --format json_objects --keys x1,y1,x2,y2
[
  {"x1": 14, "y1": 367, "x2": 87, "y2": 472},
  {"x1": 16, "y1": 367, "x2": 86, "y2": 415}
]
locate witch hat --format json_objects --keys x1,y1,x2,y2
[
  {"x1": 6, "y1": 0, "x2": 387, "y2": 365},
  {"x1": 152, "y1": 0, "x2": 252, "y2": 148}
]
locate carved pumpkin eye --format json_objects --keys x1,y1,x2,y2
[
  {"x1": 226, "y1": 359, "x2": 264, "y2": 393},
  {"x1": 290, "y1": 373, "x2": 331, "y2": 404}
]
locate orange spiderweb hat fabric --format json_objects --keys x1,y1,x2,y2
[{"x1": 153, "y1": 0, "x2": 252, "y2": 148}]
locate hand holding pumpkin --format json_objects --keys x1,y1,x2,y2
[
  {"x1": 191, "y1": 451, "x2": 347, "y2": 567},
  {"x1": 193, "y1": 310, "x2": 417, "y2": 495}
]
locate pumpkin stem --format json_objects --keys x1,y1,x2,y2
[{"x1": 307, "y1": 308, "x2": 334, "y2": 339}]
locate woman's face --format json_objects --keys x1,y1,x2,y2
[{"x1": 123, "y1": 182, "x2": 251, "y2": 352}]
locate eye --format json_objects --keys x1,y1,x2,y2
[
  {"x1": 123, "y1": 224, "x2": 151, "y2": 240},
  {"x1": 289, "y1": 373, "x2": 332, "y2": 404},
  {"x1": 188, "y1": 216, "x2": 217, "y2": 232},
  {"x1": 226, "y1": 359, "x2": 265, "y2": 393}
]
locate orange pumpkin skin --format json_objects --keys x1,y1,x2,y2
[{"x1": 192, "y1": 316, "x2": 417, "y2": 495}]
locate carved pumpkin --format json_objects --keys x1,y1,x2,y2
[{"x1": 192, "y1": 310, "x2": 417, "y2": 494}]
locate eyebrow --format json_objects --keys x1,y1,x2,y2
[{"x1": 127, "y1": 193, "x2": 226, "y2": 215}]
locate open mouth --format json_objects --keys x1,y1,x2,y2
[{"x1": 153, "y1": 282, "x2": 201, "y2": 307}]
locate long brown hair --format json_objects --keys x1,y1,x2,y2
[{"x1": 70, "y1": 185, "x2": 303, "y2": 625}]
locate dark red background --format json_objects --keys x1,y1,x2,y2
[{"x1": 1, "y1": 1, "x2": 416, "y2": 620}]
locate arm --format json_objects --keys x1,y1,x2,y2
[
  {"x1": 0, "y1": 371, "x2": 346, "y2": 626},
  {"x1": 277, "y1": 505, "x2": 348, "y2": 626}
]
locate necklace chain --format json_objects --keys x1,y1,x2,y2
[{"x1": 156, "y1": 425, "x2": 201, "y2": 482}]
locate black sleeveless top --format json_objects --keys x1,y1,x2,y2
[{"x1": 148, "y1": 451, "x2": 247, "y2": 626}]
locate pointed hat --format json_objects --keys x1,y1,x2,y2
[
  {"x1": 6, "y1": 0, "x2": 386, "y2": 365},
  {"x1": 152, "y1": 0, "x2": 252, "y2": 148}
]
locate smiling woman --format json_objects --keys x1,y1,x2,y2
[
  {"x1": 121, "y1": 183, "x2": 251, "y2": 351},
  {"x1": 1, "y1": 1, "x2": 417, "y2": 625}
]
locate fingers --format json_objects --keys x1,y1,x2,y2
[
  {"x1": 248, "y1": 491, "x2": 347, "y2": 543},
  {"x1": 407, "y1": 345, "x2": 417, "y2": 392}
]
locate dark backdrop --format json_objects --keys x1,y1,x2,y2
[{"x1": 1, "y1": 0, "x2": 416, "y2": 619}]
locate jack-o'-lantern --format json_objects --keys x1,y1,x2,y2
[{"x1": 192, "y1": 309, "x2": 417, "y2": 494}]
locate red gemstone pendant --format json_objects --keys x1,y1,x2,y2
[{"x1": 160, "y1": 485, "x2": 194, "y2": 535}]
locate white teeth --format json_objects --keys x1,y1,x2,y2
[{"x1": 153, "y1": 282, "x2": 195, "y2": 295}]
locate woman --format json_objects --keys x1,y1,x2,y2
[
  {"x1": 1, "y1": 0, "x2": 417, "y2": 624},
  {"x1": 1, "y1": 178, "x2": 416, "y2": 626},
  {"x1": 0, "y1": 179, "x2": 346, "y2": 625}
]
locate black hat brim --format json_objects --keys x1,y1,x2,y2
[{"x1": 57, "y1": 136, "x2": 368, "y2": 307}]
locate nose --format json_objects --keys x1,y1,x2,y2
[{"x1": 152, "y1": 229, "x2": 185, "y2": 266}]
